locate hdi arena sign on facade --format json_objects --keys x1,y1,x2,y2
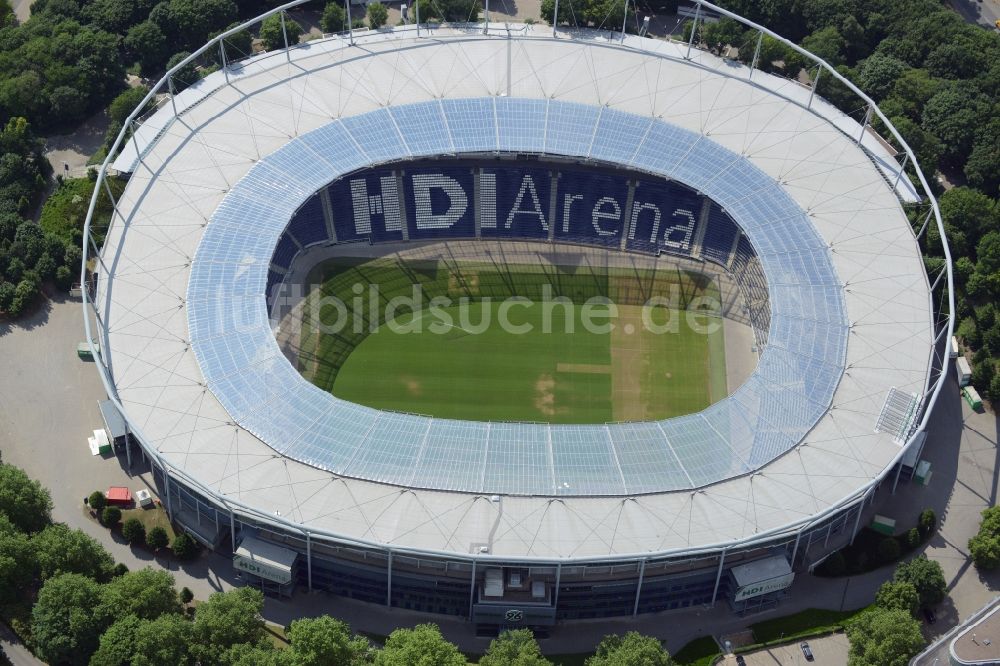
[{"x1": 300, "y1": 159, "x2": 733, "y2": 254}]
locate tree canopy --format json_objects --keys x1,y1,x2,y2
[
  {"x1": 285, "y1": 615, "x2": 371, "y2": 666},
  {"x1": 98, "y1": 568, "x2": 182, "y2": 621},
  {"x1": 585, "y1": 632, "x2": 674, "y2": 666},
  {"x1": 33, "y1": 522, "x2": 115, "y2": 582},
  {"x1": 893, "y1": 555, "x2": 947, "y2": 608},
  {"x1": 191, "y1": 587, "x2": 268, "y2": 664},
  {"x1": 845, "y1": 607, "x2": 924, "y2": 666},
  {"x1": 480, "y1": 629, "x2": 553, "y2": 666},
  {"x1": 259, "y1": 12, "x2": 302, "y2": 52},
  {"x1": 0, "y1": 461, "x2": 52, "y2": 533},
  {"x1": 874, "y1": 580, "x2": 919, "y2": 617},
  {"x1": 374, "y1": 624, "x2": 468, "y2": 666},
  {"x1": 31, "y1": 573, "x2": 106, "y2": 665},
  {"x1": 970, "y1": 506, "x2": 1000, "y2": 570}
]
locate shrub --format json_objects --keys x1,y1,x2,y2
[
  {"x1": 180, "y1": 587, "x2": 193, "y2": 604},
  {"x1": 88, "y1": 491, "x2": 106, "y2": 513},
  {"x1": 970, "y1": 506, "x2": 1000, "y2": 570},
  {"x1": 367, "y1": 1, "x2": 388, "y2": 28},
  {"x1": 121, "y1": 518, "x2": 145, "y2": 544},
  {"x1": 171, "y1": 532, "x2": 198, "y2": 560},
  {"x1": 101, "y1": 506, "x2": 121, "y2": 526},
  {"x1": 259, "y1": 13, "x2": 303, "y2": 51},
  {"x1": 146, "y1": 526, "x2": 168, "y2": 551},
  {"x1": 821, "y1": 551, "x2": 846, "y2": 576},
  {"x1": 113, "y1": 563, "x2": 129, "y2": 577},
  {"x1": 919, "y1": 509, "x2": 937, "y2": 538},
  {"x1": 878, "y1": 537, "x2": 901, "y2": 562},
  {"x1": 906, "y1": 527, "x2": 921, "y2": 550},
  {"x1": 320, "y1": 2, "x2": 347, "y2": 32}
]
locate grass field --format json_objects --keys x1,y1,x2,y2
[{"x1": 296, "y1": 255, "x2": 726, "y2": 424}]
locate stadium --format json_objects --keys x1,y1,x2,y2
[{"x1": 82, "y1": 0, "x2": 953, "y2": 632}]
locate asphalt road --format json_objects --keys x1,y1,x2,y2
[{"x1": 948, "y1": 0, "x2": 1000, "y2": 28}]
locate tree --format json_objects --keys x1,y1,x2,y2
[
  {"x1": 374, "y1": 623, "x2": 466, "y2": 666},
  {"x1": 32, "y1": 573, "x2": 106, "y2": 665},
  {"x1": 180, "y1": 586, "x2": 194, "y2": 603},
  {"x1": 212, "y1": 23, "x2": 254, "y2": 63},
  {"x1": 108, "y1": 86, "x2": 152, "y2": 133},
  {"x1": 89, "y1": 615, "x2": 143, "y2": 666},
  {"x1": 919, "y1": 509, "x2": 938, "y2": 538},
  {"x1": 921, "y1": 81, "x2": 990, "y2": 167},
  {"x1": 857, "y1": 53, "x2": 907, "y2": 101},
  {"x1": 845, "y1": 607, "x2": 924, "y2": 666},
  {"x1": 925, "y1": 41, "x2": 985, "y2": 80},
  {"x1": 7, "y1": 279, "x2": 36, "y2": 316},
  {"x1": 480, "y1": 629, "x2": 553, "y2": 666},
  {"x1": 875, "y1": 580, "x2": 919, "y2": 616},
  {"x1": 121, "y1": 517, "x2": 145, "y2": 544},
  {"x1": 222, "y1": 642, "x2": 285, "y2": 666},
  {"x1": 888, "y1": 116, "x2": 941, "y2": 180},
  {"x1": 101, "y1": 506, "x2": 122, "y2": 526},
  {"x1": 585, "y1": 632, "x2": 673, "y2": 666},
  {"x1": 893, "y1": 555, "x2": 947, "y2": 607},
  {"x1": 970, "y1": 506, "x2": 1000, "y2": 570},
  {"x1": 965, "y1": 118, "x2": 1000, "y2": 195},
  {"x1": 191, "y1": 587, "x2": 267, "y2": 664},
  {"x1": 367, "y1": 1, "x2": 388, "y2": 29},
  {"x1": 165, "y1": 52, "x2": 198, "y2": 91},
  {"x1": 125, "y1": 21, "x2": 169, "y2": 74},
  {"x1": 0, "y1": 522, "x2": 36, "y2": 603},
  {"x1": 0, "y1": 281, "x2": 13, "y2": 311},
  {"x1": 801, "y1": 26, "x2": 846, "y2": 66},
  {"x1": 146, "y1": 525, "x2": 169, "y2": 551},
  {"x1": 89, "y1": 490, "x2": 107, "y2": 513},
  {"x1": 98, "y1": 568, "x2": 182, "y2": 621},
  {"x1": 0, "y1": 462, "x2": 53, "y2": 533},
  {"x1": 939, "y1": 188, "x2": 1000, "y2": 248},
  {"x1": 33, "y1": 523, "x2": 115, "y2": 581},
  {"x1": 259, "y1": 13, "x2": 303, "y2": 52},
  {"x1": 151, "y1": 0, "x2": 237, "y2": 51},
  {"x1": 698, "y1": 18, "x2": 746, "y2": 56},
  {"x1": 171, "y1": 532, "x2": 198, "y2": 559},
  {"x1": 286, "y1": 615, "x2": 370, "y2": 666},
  {"x1": 416, "y1": 0, "x2": 480, "y2": 23},
  {"x1": 91, "y1": 613, "x2": 196, "y2": 666},
  {"x1": 320, "y1": 2, "x2": 347, "y2": 33},
  {"x1": 886, "y1": 69, "x2": 941, "y2": 122}
]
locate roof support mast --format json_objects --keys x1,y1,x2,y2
[{"x1": 685, "y1": 1, "x2": 701, "y2": 60}]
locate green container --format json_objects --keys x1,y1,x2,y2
[{"x1": 962, "y1": 386, "x2": 983, "y2": 411}]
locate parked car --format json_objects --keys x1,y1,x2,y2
[
  {"x1": 924, "y1": 607, "x2": 937, "y2": 624},
  {"x1": 800, "y1": 642, "x2": 814, "y2": 661}
]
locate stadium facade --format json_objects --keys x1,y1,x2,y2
[{"x1": 83, "y1": 1, "x2": 953, "y2": 631}]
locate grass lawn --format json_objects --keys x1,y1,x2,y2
[
  {"x1": 301, "y1": 256, "x2": 724, "y2": 424},
  {"x1": 38, "y1": 176, "x2": 124, "y2": 243},
  {"x1": 673, "y1": 636, "x2": 722, "y2": 665},
  {"x1": 749, "y1": 607, "x2": 864, "y2": 645},
  {"x1": 120, "y1": 505, "x2": 177, "y2": 542}
]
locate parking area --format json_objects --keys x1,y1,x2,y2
[{"x1": 719, "y1": 634, "x2": 849, "y2": 665}]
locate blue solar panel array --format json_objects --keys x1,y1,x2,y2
[{"x1": 189, "y1": 98, "x2": 849, "y2": 497}]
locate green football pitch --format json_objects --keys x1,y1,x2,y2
[{"x1": 295, "y1": 255, "x2": 727, "y2": 424}]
